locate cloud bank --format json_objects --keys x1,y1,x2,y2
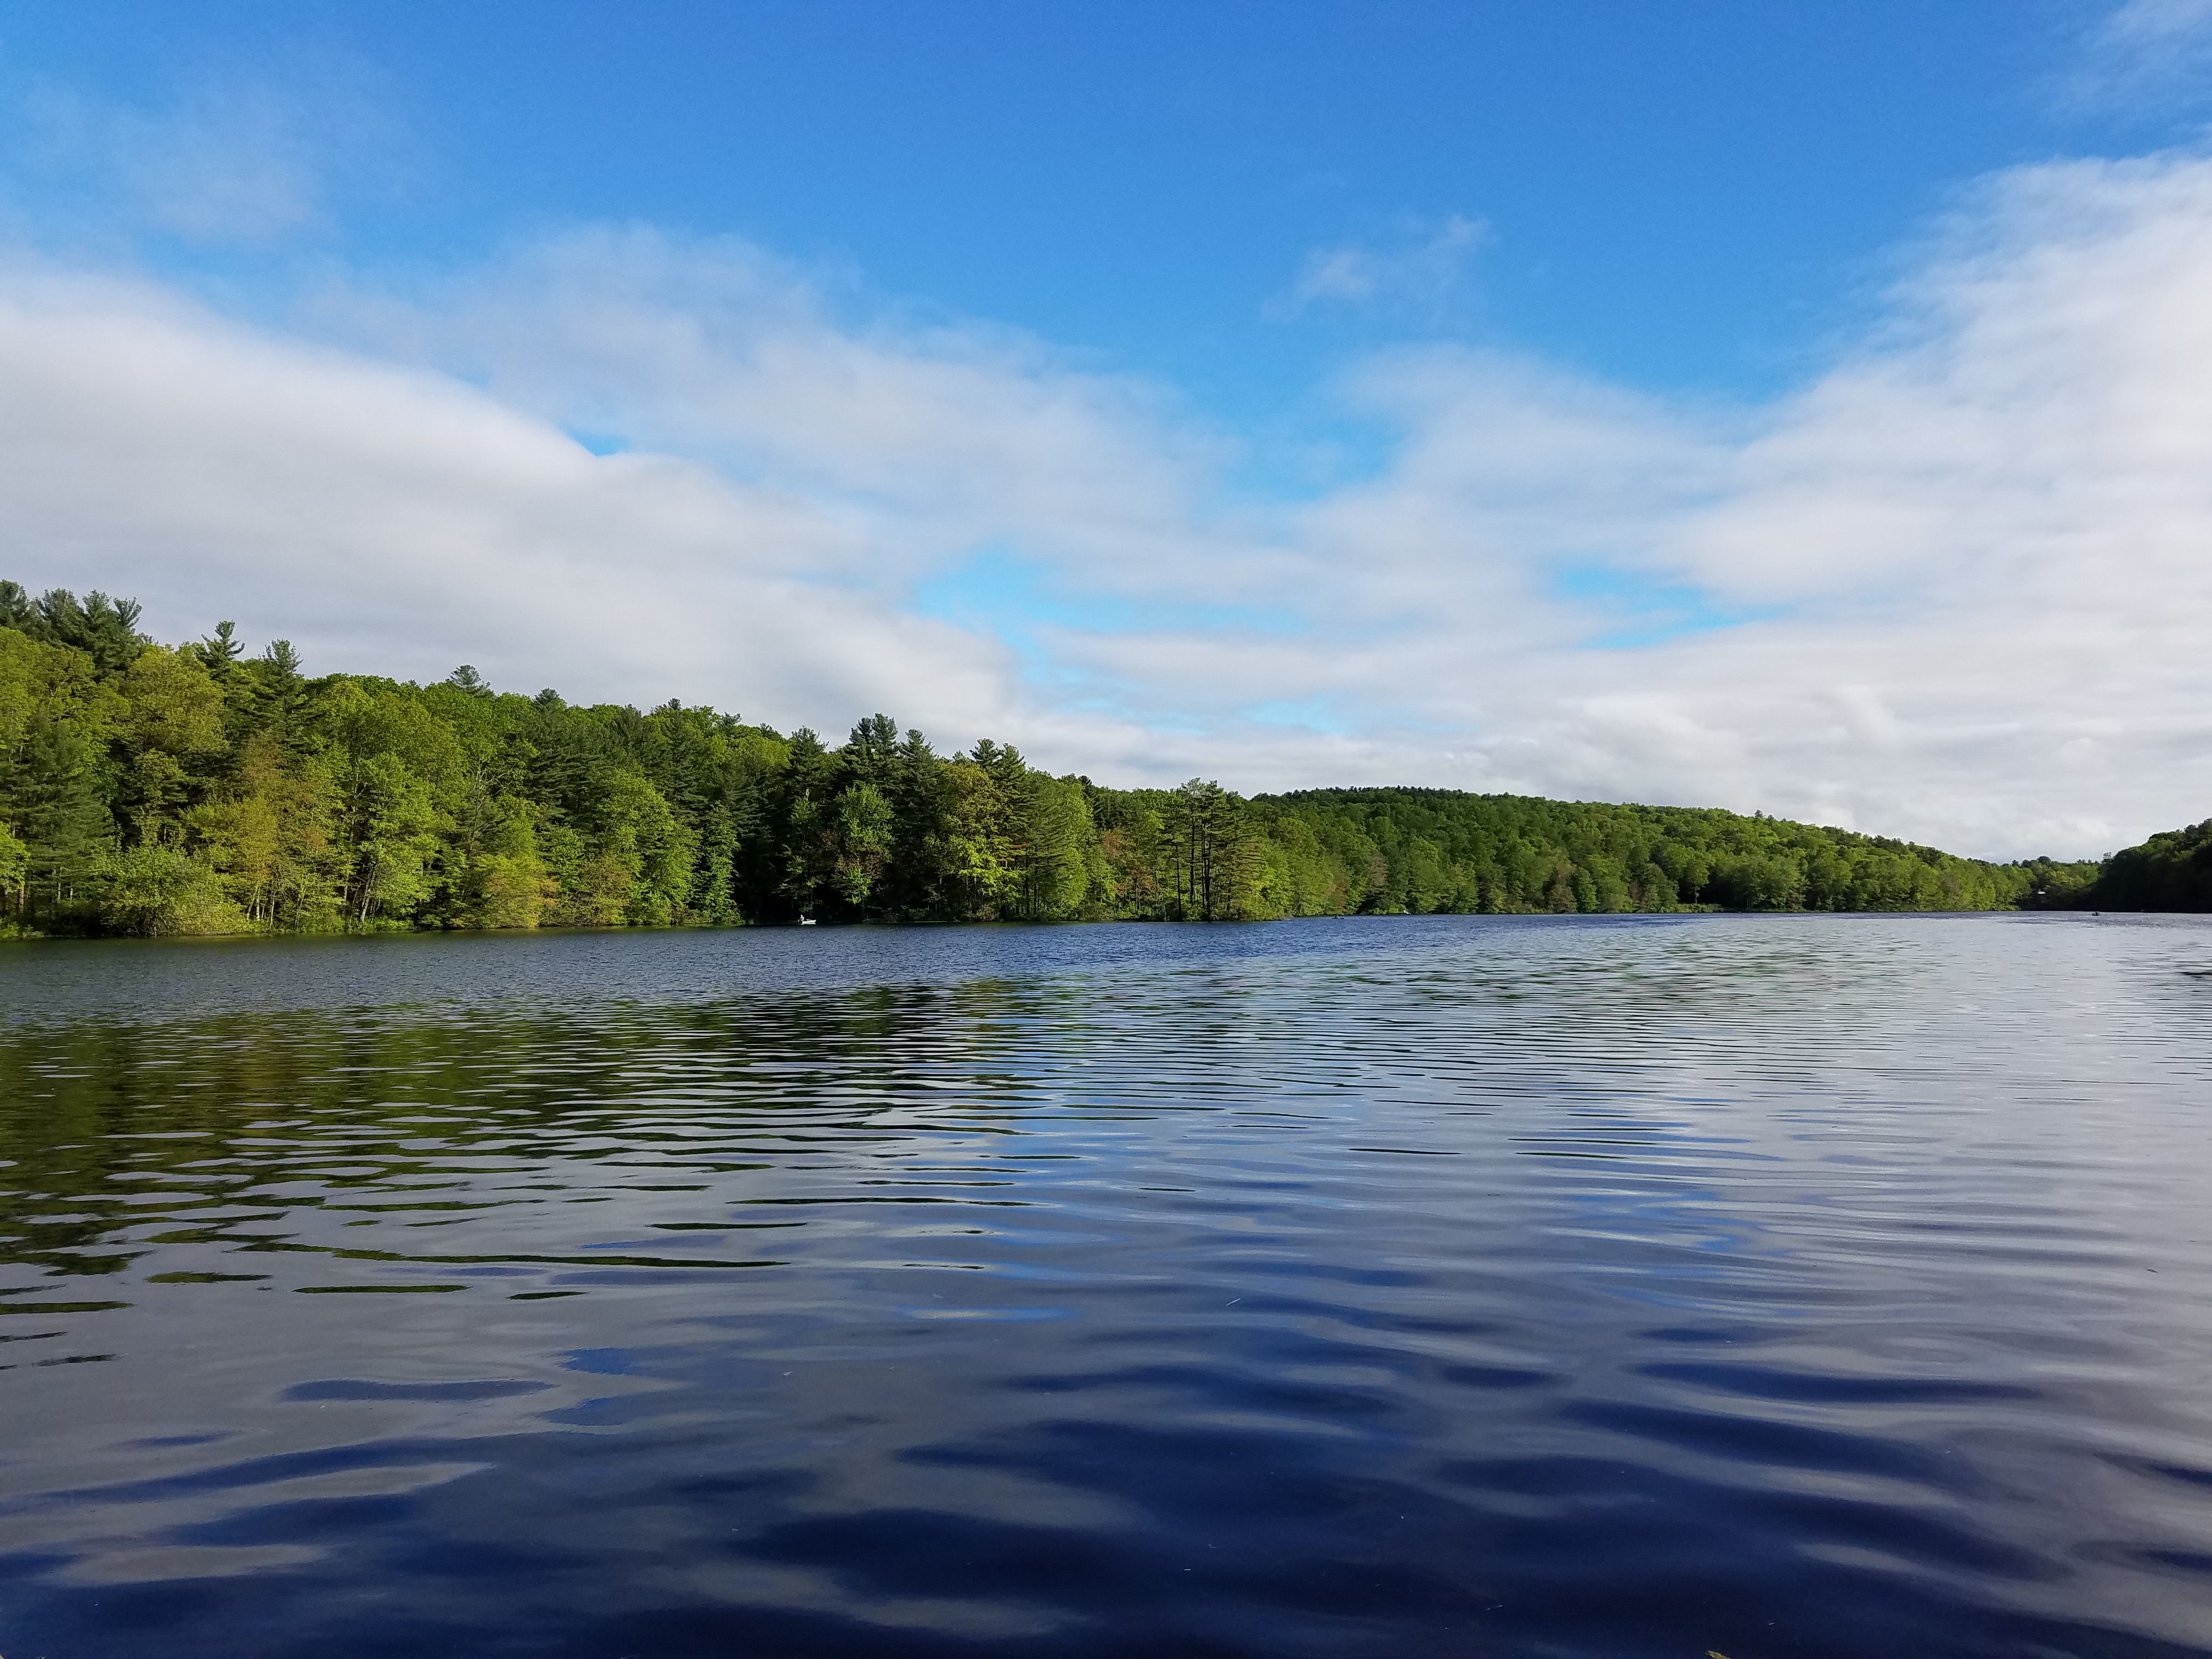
[{"x1": 5, "y1": 142, "x2": 2212, "y2": 859}]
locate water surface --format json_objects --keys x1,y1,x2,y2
[{"x1": 3, "y1": 914, "x2": 2210, "y2": 1657}]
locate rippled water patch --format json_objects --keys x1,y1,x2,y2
[{"x1": 2, "y1": 914, "x2": 2209, "y2": 1657}]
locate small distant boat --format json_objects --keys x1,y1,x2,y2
[{"x1": 798, "y1": 915, "x2": 818, "y2": 927}]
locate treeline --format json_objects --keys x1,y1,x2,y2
[
  {"x1": 1, "y1": 581, "x2": 2098, "y2": 936},
  {"x1": 2083, "y1": 819, "x2": 2212, "y2": 911},
  {"x1": 1248, "y1": 789, "x2": 2093, "y2": 918}
]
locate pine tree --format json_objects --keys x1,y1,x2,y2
[{"x1": 4, "y1": 712, "x2": 114, "y2": 914}]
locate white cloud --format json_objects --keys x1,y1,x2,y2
[
  {"x1": 1256, "y1": 151, "x2": 2212, "y2": 856},
  {"x1": 294, "y1": 227, "x2": 1291, "y2": 626},
  {"x1": 7, "y1": 146, "x2": 2212, "y2": 859},
  {"x1": 0, "y1": 264, "x2": 1022, "y2": 737}
]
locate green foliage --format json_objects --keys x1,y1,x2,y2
[
  {"x1": 0, "y1": 577, "x2": 2109, "y2": 934},
  {"x1": 1246, "y1": 788, "x2": 2089, "y2": 918},
  {"x1": 3, "y1": 708, "x2": 115, "y2": 910},
  {"x1": 2081, "y1": 821, "x2": 2212, "y2": 910},
  {"x1": 0, "y1": 582, "x2": 146, "y2": 675},
  {"x1": 0, "y1": 818, "x2": 27, "y2": 909},
  {"x1": 97, "y1": 844, "x2": 247, "y2": 936}
]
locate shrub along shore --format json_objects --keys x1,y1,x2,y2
[{"x1": 2, "y1": 582, "x2": 2115, "y2": 937}]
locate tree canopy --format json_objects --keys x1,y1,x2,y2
[
  {"x1": 2079, "y1": 819, "x2": 2212, "y2": 910},
  {"x1": 0, "y1": 580, "x2": 2104, "y2": 935}
]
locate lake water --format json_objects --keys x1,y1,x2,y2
[{"x1": 2, "y1": 913, "x2": 2210, "y2": 1658}]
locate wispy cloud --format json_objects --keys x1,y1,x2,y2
[
  {"x1": 1272, "y1": 214, "x2": 1488, "y2": 319},
  {"x1": 2066, "y1": 0, "x2": 2212, "y2": 111},
  {"x1": 2, "y1": 55, "x2": 406, "y2": 247},
  {"x1": 2104, "y1": 0, "x2": 2212, "y2": 46}
]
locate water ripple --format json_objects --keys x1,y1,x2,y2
[{"x1": 1, "y1": 913, "x2": 2209, "y2": 1656}]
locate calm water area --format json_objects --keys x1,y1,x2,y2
[{"x1": 2, "y1": 913, "x2": 2210, "y2": 1658}]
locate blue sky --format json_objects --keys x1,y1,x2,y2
[
  {"x1": 5, "y1": 1, "x2": 2171, "y2": 403},
  {"x1": 3, "y1": 2, "x2": 2212, "y2": 856}
]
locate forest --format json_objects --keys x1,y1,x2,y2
[
  {"x1": 2083, "y1": 818, "x2": 2212, "y2": 911},
  {"x1": 1, "y1": 580, "x2": 2109, "y2": 936}
]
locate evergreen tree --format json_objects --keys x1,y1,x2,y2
[{"x1": 4, "y1": 711, "x2": 114, "y2": 913}]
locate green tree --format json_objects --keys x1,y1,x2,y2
[
  {"x1": 0, "y1": 818, "x2": 27, "y2": 922},
  {"x1": 1166, "y1": 780, "x2": 1259, "y2": 920},
  {"x1": 940, "y1": 754, "x2": 1019, "y2": 918},
  {"x1": 1011, "y1": 771, "x2": 1092, "y2": 919},
  {"x1": 348, "y1": 753, "x2": 445, "y2": 925},
  {"x1": 98, "y1": 845, "x2": 244, "y2": 935},
  {"x1": 830, "y1": 781, "x2": 895, "y2": 909},
  {"x1": 0, "y1": 584, "x2": 146, "y2": 674},
  {"x1": 3, "y1": 711, "x2": 114, "y2": 915}
]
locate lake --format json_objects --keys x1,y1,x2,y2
[{"x1": 2, "y1": 913, "x2": 2209, "y2": 1658}]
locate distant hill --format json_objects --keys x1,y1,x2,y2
[{"x1": 1248, "y1": 787, "x2": 2093, "y2": 918}]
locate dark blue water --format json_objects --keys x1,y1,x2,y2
[{"x1": 3, "y1": 914, "x2": 2210, "y2": 1658}]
